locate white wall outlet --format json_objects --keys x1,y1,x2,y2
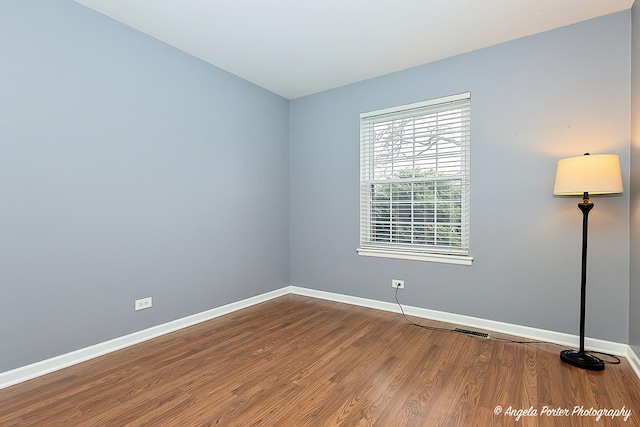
[
  {"x1": 391, "y1": 279, "x2": 404, "y2": 289},
  {"x1": 135, "y1": 297, "x2": 153, "y2": 311}
]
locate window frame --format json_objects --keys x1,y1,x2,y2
[{"x1": 357, "y1": 92, "x2": 473, "y2": 265}]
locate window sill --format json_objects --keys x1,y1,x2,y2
[{"x1": 357, "y1": 248, "x2": 473, "y2": 266}]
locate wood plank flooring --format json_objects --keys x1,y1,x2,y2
[{"x1": 1, "y1": 294, "x2": 639, "y2": 426}]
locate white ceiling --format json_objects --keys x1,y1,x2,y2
[{"x1": 73, "y1": 0, "x2": 634, "y2": 100}]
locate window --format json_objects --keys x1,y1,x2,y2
[{"x1": 358, "y1": 93, "x2": 472, "y2": 265}]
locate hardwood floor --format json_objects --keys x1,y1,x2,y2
[{"x1": 1, "y1": 294, "x2": 639, "y2": 426}]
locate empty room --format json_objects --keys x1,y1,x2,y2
[{"x1": 2, "y1": 0, "x2": 640, "y2": 425}]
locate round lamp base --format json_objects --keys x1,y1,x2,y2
[{"x1": 560, "y1": 350, "x2": 604, "y2": 371}]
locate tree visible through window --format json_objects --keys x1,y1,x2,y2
[{"x1": 358, "y1": 93, "x2": 470, "y2": 261}]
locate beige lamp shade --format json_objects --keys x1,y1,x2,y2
[{"x1": 553, "y1": 154, "x2": 623, "y2": 196}]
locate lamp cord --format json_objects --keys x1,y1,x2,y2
[{"x1": 394, "y1": 287, "x2": 620, "y2": 365}]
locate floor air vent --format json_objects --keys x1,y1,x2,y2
[{"x1": 453, "y1": 328, "x2": 490, "y2": 339}]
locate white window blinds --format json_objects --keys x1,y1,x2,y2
[{"x1": 359, "y1": 93, "x2": 471, "y2": 259}]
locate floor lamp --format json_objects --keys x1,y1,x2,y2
[{"x1": 553, "y1": 153, "x2": 623, "y2": 371}]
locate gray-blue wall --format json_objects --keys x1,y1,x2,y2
[
  {"x1": 290, "y1": 12, "x2": 631, "y2": 343},
  {"x1": 631, "y1": 2, "x2": 640, "y2": 357},
  {"x1": 0, "y1": 1, "x2": 290, "y2": 372}
]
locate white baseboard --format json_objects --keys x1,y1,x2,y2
[
  {"x1": 628, "y1": 346, "x2": 640, "y2": 379},
  {"x1": 289, "y1": 286, "x2": 630, "y2": 357},
  {"x1": 2, "y1": 285, "x2": 637, "y2": 390},
  {"x1": 0, "y1": 287, "x2": 289, "y2": 390}
]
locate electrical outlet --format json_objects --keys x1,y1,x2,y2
[
  {"x1": 135, "y1": 297, "x2": 152, "y2": 311},
  {"x1": 391, "y1": 279, "x2": 404, "y2": 289}
]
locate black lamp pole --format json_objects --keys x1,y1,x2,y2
[{"x1": 559, "y1": 192, "x2": 605, "y2": 371}]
